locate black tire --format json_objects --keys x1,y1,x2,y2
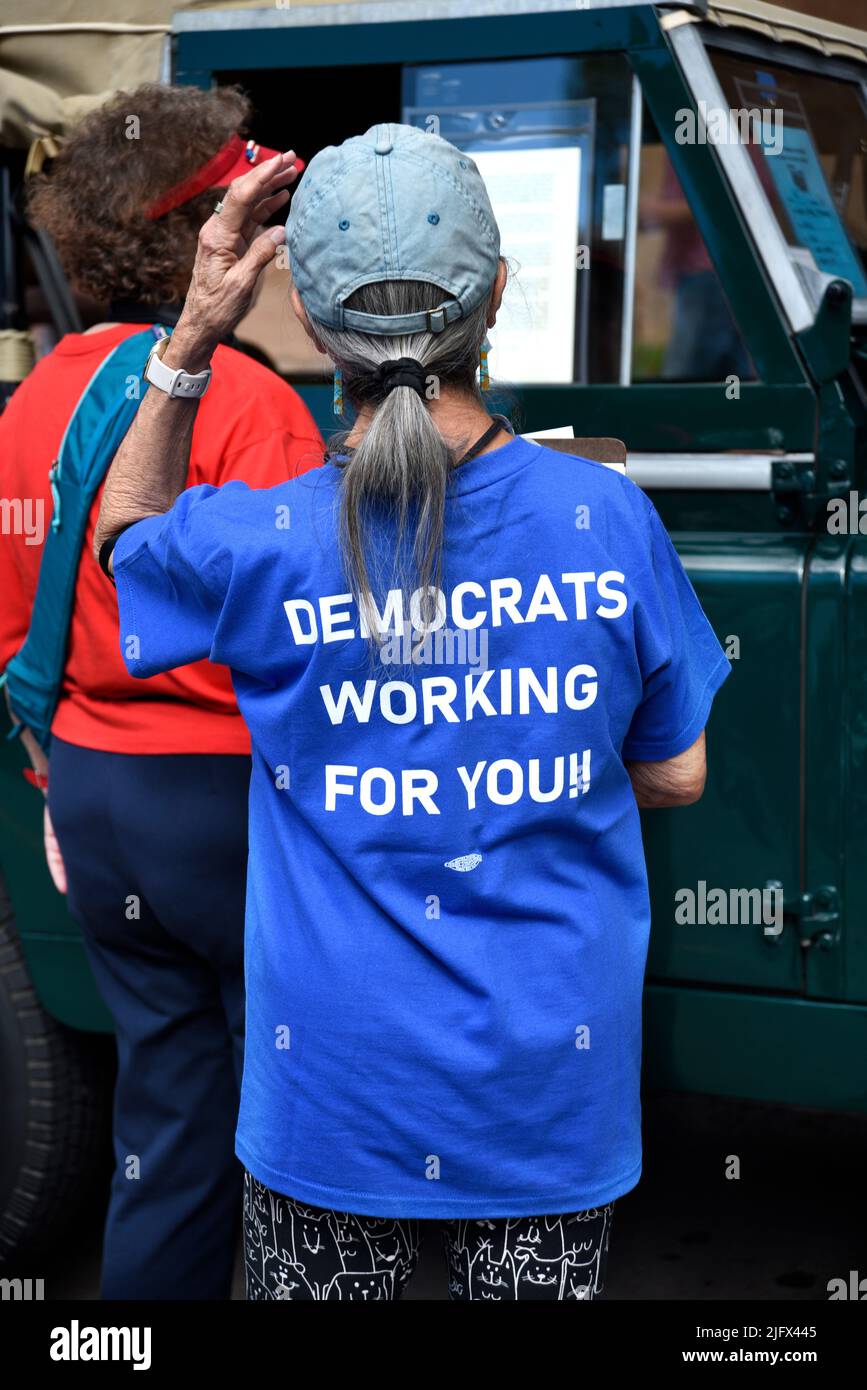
[{"x1": 0, "y1": 881, "x2": 115, "y2": 1262}]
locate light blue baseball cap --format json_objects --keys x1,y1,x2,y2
[{"x1": 285, "y1": 122, "x2": 501, "y2": 336}]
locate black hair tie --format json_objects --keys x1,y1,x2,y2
[{"x1": 378, "y1": 357, "x2": 428, "y2": 399}]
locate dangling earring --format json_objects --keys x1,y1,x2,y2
[
  {"x1": 479, "y1": 337, "x2": 491, "y2": 392},
  {"x1": 332, "y1": 365, "x2": 344, "y2": 416}
]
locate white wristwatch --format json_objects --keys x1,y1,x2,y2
[{"x1": 144, "y1": 335, "x2": 212, "y2": 399}]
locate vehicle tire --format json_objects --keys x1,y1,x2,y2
[{"x1": 0, "y1": 881, "x2": 115, "y2": 1262}]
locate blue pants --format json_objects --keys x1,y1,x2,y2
[{"x1": 48, "y1": 736, "x2": 251, "y2": 1300}]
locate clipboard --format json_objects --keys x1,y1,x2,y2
[{"x1": 523, "y1": 430, "x2": 628, "y2": 474}]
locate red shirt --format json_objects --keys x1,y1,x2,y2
[{"x1": 0, "y1": 324, "x2": 323, "y2": 754}]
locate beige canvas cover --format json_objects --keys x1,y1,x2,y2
[
  {"x1": 0, "y1": 2, "x2": 291, "y2": 153},
  {"x1": 0, "y1": 0, "x2": 416, "y2": 154},
  {"x1": 700, "y1": 1, "x2": 867, "y2": 63}
]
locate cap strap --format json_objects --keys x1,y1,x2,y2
[{"x1": 341, "y1": 298, "x2": 463, "y2": 336}]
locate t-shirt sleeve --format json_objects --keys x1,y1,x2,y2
[
  {"x1": 112, "y1": 483, "x2": 240, "y2": 678},
  {"x1": 621, "y1": 504, "x2": 731, "y2": 761}
]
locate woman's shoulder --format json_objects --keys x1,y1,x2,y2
[
  {"x1": 525, "y1": 443, "x2": 652, "y2": 517},
  {"x1": 205, "y1": 342, "x2": 323, "y2": 443},
  {"x1": 211, "y1": 340, "x2": 306, "y2": 400}
]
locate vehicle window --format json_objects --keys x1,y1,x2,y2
[
  {"x1": 233, "y1": 54, "x2": 633, "y2": 387},
  {"x1": 633, "y1": 108, "x2": 756, "y2": 384},
  {"x1": 709, "y1": 48, "x2": 867, "y2": 298},
  {"x1": 402, "y1": 53, "x2": 635, "y2": 385}
]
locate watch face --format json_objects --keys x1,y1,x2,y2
[{"x1": 144, "y1": 337, "x2": 173, "y2": 392}]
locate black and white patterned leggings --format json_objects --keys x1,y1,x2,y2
[{"x1": 243, "y1": 1170, "x2": 613, "y2": 1301}]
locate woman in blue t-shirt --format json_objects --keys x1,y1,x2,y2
[{"x1": 95, "y1": 126, "x2": 730, "y2": 1301}]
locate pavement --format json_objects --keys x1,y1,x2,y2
[{"x1": 24, "y1": 1090, "x2": 867, "y2": 1301}]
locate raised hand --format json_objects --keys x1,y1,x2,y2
[{"x1": 172, "y1": 149, "x2": 300, "y2": 367}]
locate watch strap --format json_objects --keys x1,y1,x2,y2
[{"x1": 145, "y1": 335, "x2": 212, "y2": 398}]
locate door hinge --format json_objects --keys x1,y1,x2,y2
[
  {"x1": 771, "y1": 458, "x2": 857, "y2": 528},
  {"x1": 779, "y1": 884, "x2": 841, "y2": 950}
]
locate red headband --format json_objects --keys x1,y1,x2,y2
[{"x1": 144, "y1": 134, "x2": 277, "y2": 221}]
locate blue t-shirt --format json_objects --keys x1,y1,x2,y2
[{"x1": 113, "y1": 435, "x2": 730, "y2": 1217}]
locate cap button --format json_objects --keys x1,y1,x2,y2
[{"x1": 374, "y1": 133, "x2": 393, "y2": 155}]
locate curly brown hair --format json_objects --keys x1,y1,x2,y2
[{"x1": 27, "y1": 82, "x2": 253, "y2": 306}]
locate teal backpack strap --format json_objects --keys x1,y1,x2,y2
[{"x1": 2, "y1": 327, "x2": 167, "y2": 752}]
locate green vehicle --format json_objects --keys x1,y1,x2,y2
[{"x1": 2, "y1": 0, "x2": 866, "y2": 1258}]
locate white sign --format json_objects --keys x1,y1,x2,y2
[{"x1": 471, "y1": 145, "x2": 581, "y2": 384}]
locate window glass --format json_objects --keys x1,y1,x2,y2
[
  {"x1": 403, "y1": 54, "x2": 634, "y2": 384},
  {"x1": 633, "y1": 109, "x2": 755, "y2": 383},
  {"x1": 710, "y1": 49, "x2": 867, "y2": 297}
]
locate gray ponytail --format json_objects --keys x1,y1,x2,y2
[{"x1": 312, "y1": 279, "x2": 493, "y2": 647}]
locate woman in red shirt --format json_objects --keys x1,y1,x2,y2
[{"x1": 0, "y1": 82, "x2": 320, "y2": 1299}]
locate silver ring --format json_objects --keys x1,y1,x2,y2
[{"x1": 213, "y1": 199, "x2": 224, "y2": 215}]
